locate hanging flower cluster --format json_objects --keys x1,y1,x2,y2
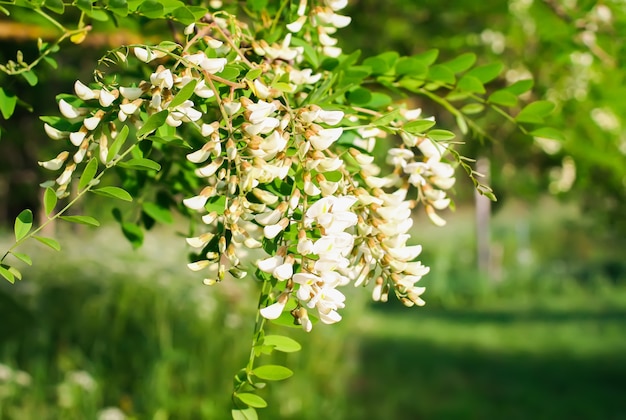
[{"x1": 37, "y1": 0, "x2": 458, "y2": 332}]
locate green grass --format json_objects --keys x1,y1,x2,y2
[{"x1": 1, "y1": 198, "x2": 625, "y2": 419}]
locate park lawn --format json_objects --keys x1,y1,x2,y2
[{"x1": 343, "y1": 289, "x2": 626, "y2": 420}]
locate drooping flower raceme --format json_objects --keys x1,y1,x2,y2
[{"x1": 36, "y1": 0, "x2": 458, "y2": 333}]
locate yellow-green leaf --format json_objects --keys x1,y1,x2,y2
[
  {"x1": 14, "y1": 209, "x2": 33, "y2": 242},
  {"x1": 33, "y1": 235, "x2": 61, "y2": 251},
  {"x1": 236, "y1": 393, "x2": 267, "y2": 408},
  {"x1": 252, "y1": 365, "x2": 293, "y2": 381},
  {"x1": 60, "y1": 215, "x2": 101, "y2": 227},
  {"x1": 91, "y1": 186, "x2": 133, "y2": 202},
  {"x1": 78, "y1": 158, "x2": 98, "y2": 190},
  {"x1": 44, "y1": 187, "x2": 58, "y2": 216},
  {"x1": 263, "y1": 335, "x2": 301, "y2": 353}
]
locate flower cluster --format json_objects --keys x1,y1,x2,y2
[{"x1": 37, "y1": 1, "x2": 458, "y2": 332}]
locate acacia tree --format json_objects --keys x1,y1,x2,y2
[{"x1": 0, "y1": 0, "x2": 555, "y2": 417}]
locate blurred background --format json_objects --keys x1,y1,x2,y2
[{"x1": 1, "y1": 0, "x2": 625, "y2": 418}]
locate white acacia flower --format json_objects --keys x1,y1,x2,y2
[
  {"x1": 290, "y1": 68, "x2": 322, "y2": 85},
  {"x1": 44, "y1": 123, "x2": 67, "y2": 140},
  {"x1": 84, "y1": 114, "x2": 103, "y2": 131},
  {"x1": 186, "y1": 232, "x2": 214, "y2": 248},
  {"x1": 150, "y1": 69, "x2": 174, "y2": 89},
  {"x1": 69, "y1": 130, "x2": 87, "y2": 146},
  {"x1": 426, "y1": 205, "x2": 446, "y2": 226},
  {"x1": 316, "y1": 110, "x2": 344, "y2": 125},
  {"x1": 134, "y1": 47, "x2": 165, "y2": 63},
  {"x1": 244, "y1": 118, "x2": 279, "y2": 136},
  {"x1": 119, "y1": 87, "x2": 144, "y2": 100},
  {"x1": 259, "y1": 293, "x2": 289, "y2": 319},
  {"x1": 246, "y1": 100, "x2": 276, "y2": 124},
  {"x1": 56, "y1": 163, "x2": 76, "y2": 186},
  {"x1": 187, "y1": 260, "x2": 210, "y2": 271},
  {"x1": 74, "y1": 80, "x2": 97, "y2": 100},
  {"x1": 38, "y1": 151, "x2": 69, "y2": 170},
  {"x1": 309, "y1": 127, "x2": 343, "y2": 150},
  {"x1": 59, "y1": 99, "x2": 84, "y2": 119},
  {"x1": 286, "y1": 15, "x2": 307, "y2": 33},
  {"x1": 99, "y1": 89, "x2": 117, "y2": 107}
]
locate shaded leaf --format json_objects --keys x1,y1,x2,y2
[
  {"x1": 371, "y1": 109, "x2": 401, "y2": 127},
  {"x1": 121, "y1": 222, "x2": 144, "y2": 249},
  {"x1": 142, "y1": 202, "x2": 173, "y2": 224},
  {"x1": 0, "y1": 88, "x2": 18, "y2": 119},
  {"x1": 108, "y1": 0, "x2": 128, "y2": 16}
]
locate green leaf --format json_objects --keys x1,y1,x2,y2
[
  {"x1": 0, "y1": 88, "x2": 18, "y2": 119},
  {"x1": 395, "y1": 57, "x2": 428, "y2": 77},
  {"x1": 92, "y1": 186, "x2": 133, "y2": 202},
  {"x1": 465, "y1": 62, "x2": 503, "y2": 83},
  {"x1": 107, "y1": 125, "x2": 130, "y2": 162},
  {"x1": 108, "y1": 0, "x2": 128, "y2": 16},
  {"x1": 246, "y1": 0, "x2": 268, "y2": 12},
  {"x1": 530, "y1": 127, "x2": 565, "y2": 141},
  {"x1": 142, "y1": 202, "x2": 173, "y2": 224},
  {"x1": 427, "y1": 64, "x2": 455, "y2": 84},
  {"x1": 44, "y1": 188, "x2": 57, "y2": 216},
  {"x1": 60, "y1": 215, "x2": 100, "y2": 227},
  {"x1": 461, "y1": 103, "x2": 485, "y2": 115},
  {"x1": 236, "y1": 393, "x2": 268, "y2": 408},
  {"x1": 263, "y1": 335, "x2": 301, "y2": 353},
  {"x1": 428, "y1": 129, "x2": 456, "y2": 141},
  {"x1": 457, "y1": 75, "x2": 485, "y2": 94},
  {"x1": 404, "y1": 119, "x2": 436, "y2": 134},
  {"x1": 456, "y1": 114, "x2": 468, "y2": 135},
  {"x1": 21, "y1": 71, "x2": 38, "y2": 86},
  {"x1": 371, "y1": 109, "x2": 401, "y2": 127},
  {"x1": 346, "y1": 87, "x2": 372, "y2": 105},
  {"x1": 0, "y1": 266, "x2": 15, "y2": 284},
  {"x1": 14, "y1": 209, "x2": 33, "y2": 242},
  {"x1": 216, "y1": 65, "x2": 241, "y2": 81},
  {"x1": 78, "y1": 158, "x2": 98, "y2": 190},
  {"x1": 252, "y1": 365, "x2": 293, "y2": 381},
  {"x1": 8, "y1": 266, "x2": 22, "y2": 281},
  {"x1": 75, "y1": 0, "x2": 93, "y2": 13},
  {"x1": 171, "y1": 6, "x2": 195, "y2": 24},
  {"x1": 11, "y1": 252, "x2": 32, "y2": 266},
  {"x1": 516, "y1": 100, "x2": 555, "y2": 124},
  {"x1": 169, "y1": 80, "x2": 197, "y2": 109},
  {"x1": 118, "y1": 158, "x2": 161, "y2": 171},
  {"x1": 121, "y1": 222, "x2": 144, "y2": 249},
  {"x1": 33, "y1": 235, "x2": 61, "y2": 251},
  {"x1": 232, "y1": 408, "x2": 258, "y2": 420},
  {"x1": 442, "y1": 53, "x2": 476, "y2": 73},
  {"x1": 363, "y1": 57, "x2": 390, "y2": 74},
  {"x1": 138, "y1": 0, "x2": 164, "y2": 18},
  {"x1": 506, "y1": 79, "x2": 534, "y2": 95},
  {"x1": 137, "y1": 110, "x2": 168, "y2": 138},
  {"x1": 412, "y1": 49, "x2": 439, "y2": 66},
  {"x1": 488, "y1": 90, "x2": 518, "y2": 107},
  {"x1": 245, "y1": 68, "x2": 263, "y2": 80}
]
